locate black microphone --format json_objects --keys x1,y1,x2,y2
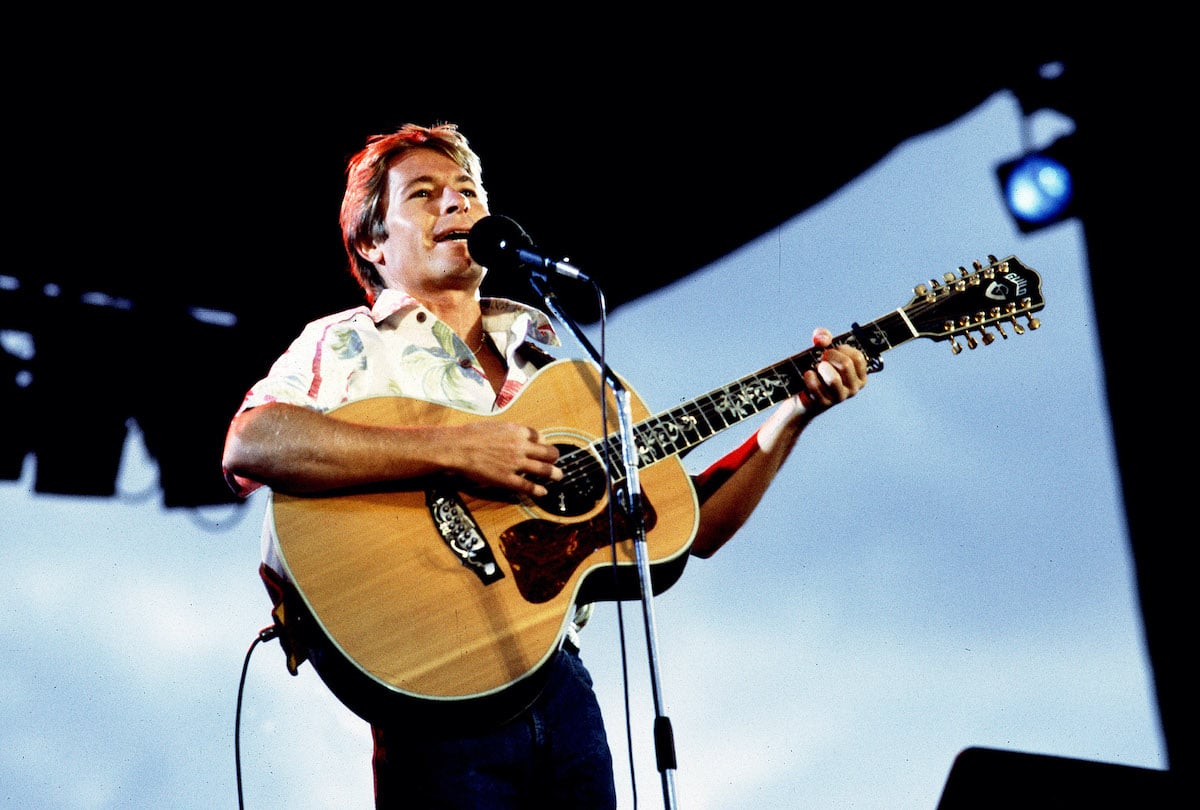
[{"x1": 467, "y1": 215, "x2": 591, "y2": 282}]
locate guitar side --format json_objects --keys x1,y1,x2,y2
[{"x1": 270, "y1": 358, "x2": 699, "y2": 722}]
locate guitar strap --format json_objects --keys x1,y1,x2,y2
[
  {"x1": 514, "y1": 339, "x2": 557, "y2": 370},
  {"x1": 258, "y1": 562, "x2": 310, "y2": 676}
]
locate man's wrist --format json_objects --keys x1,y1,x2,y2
[{"x1": 756, "y1": 394, "x2": 807, "y2": 453}]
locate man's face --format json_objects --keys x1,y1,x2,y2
[{"x1": 367, "y1": 148, "x2": 490, "y2": 297}]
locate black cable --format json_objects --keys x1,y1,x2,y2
[{"x1": 236, "y1": 625, "x2": 278, "y2": 810}]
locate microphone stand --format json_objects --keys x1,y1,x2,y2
[{"x1": 527, "y1": 270, "x2": 679, "y2": 810}]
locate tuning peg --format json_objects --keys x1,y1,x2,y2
[
  {"x1": 1003, "y1": 302, "x2": 1025, "y2": 334},
  {"x1": 989, "y1": 307, "x2": 1009, "y2": 339},
  {"x1": 1020, "y1": 297, "x2": 1042, "y2": 330},
  {"x1": 971, "y1": 314, "x2": 996, "y2": 346},
  {"x1": 941, "y1": 320, "x2": 963, "y2": 354},
  {"x1": 957, "y1": 317, "x2": 979, "y2": 350},
  {"x1": 969, "y1": 313, "x2": 993, "y2": 345}
]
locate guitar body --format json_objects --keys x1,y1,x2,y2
[{"x1": 271, "y1": 358, "x2": 699, "y2": 727}]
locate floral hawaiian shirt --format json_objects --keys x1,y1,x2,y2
[
  {"x1": 233, "y1": 288, "x2": 561, "y2": 437},
  {"x1": 229, "y1": 288, "x2": 562, "y2": 578}
]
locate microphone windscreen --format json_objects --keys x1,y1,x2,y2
[{"x1": 467, "y1": 215, "x2": 534, "y2": 270}]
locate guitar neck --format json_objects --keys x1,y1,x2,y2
[
  {"x1": 586, "y1": 253, "x2": 1044, "y2": 485},
  {"x1": 598, "y1": 310, "x2": 912, "y2": 483}
]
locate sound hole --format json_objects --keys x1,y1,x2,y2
[{"x1": 530, "y1": 442, "x2": 607, "y2": 517}]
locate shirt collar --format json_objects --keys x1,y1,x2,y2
[{"x1": 369, "y1": 287, "x2": 561, "y2": 349}]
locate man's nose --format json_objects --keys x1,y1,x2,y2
[{"x1": 443, "y1": 188, "x2": 471, "y2": 213}]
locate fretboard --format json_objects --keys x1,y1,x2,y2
[{"x1": 595, "y1": 308, "x2": 918, "y2": 482}]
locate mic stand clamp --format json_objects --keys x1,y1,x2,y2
[{"x1": 527, "y1": 270, "x2": 680, "y2": 810}]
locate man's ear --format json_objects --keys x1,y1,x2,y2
[{"x1": 357, "y1": 239, "x2": 383, "y2": 264}]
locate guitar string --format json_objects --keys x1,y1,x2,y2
[
  {"x1": 548, "y1": 285, "x2": 1031, "y2": 498},
  {"x1": 546, "y1": 287, "x2": 1030, "y2": 493},
  {"x1": 552, "y1": 271, "x2": 1027, "y2": 493},
  {"x1": 551, "y1": 356, "x2": 813, "y2": 493},
  {"x1": 552, "y1": 259, "x2": 1037, "y2": 494},
  {"x1": 555, "y1": 391, "x2": 742, "y2": 485}
]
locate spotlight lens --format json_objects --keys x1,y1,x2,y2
[{"x1": 1005, "y1": 155, "x2": 1074, "y2": 225}]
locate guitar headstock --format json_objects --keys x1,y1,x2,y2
[{"x1": 905, "y1": 254, "x2": 1044, "y2": 353}]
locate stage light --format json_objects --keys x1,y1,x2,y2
[
  {"x1": 6, "y1": 275, "x2": 250, "y2": 508},
  {"x1": 1002, "y1": 153, "x2": 1072, "y2": 226},
  {"x1": 995, "y1": 134, "x2": 1079, "y2": 233}
]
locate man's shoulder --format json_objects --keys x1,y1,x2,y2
[{"x1": 297, "y1": 303, "x2": 377, "y2": 331}]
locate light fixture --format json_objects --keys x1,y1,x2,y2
[
  {"x1": 995, "y1": 58, "x2": 1081, "y2": 234},
  {"x1": 995, "y1": 133, "x2": 1078, "y2": 233}
]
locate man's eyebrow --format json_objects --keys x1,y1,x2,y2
[{"x1": 400, "y1": 173, "x2": 477, "y2": 191}]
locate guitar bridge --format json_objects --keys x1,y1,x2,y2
[{"x1": 426, "y1": 487, "x2": 505, "y2": 585}]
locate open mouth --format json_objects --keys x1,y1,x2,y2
[{"x1": 437, "y1": 231, "x2": 471, "y2": 242}]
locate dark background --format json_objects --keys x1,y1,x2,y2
[{"x1": 3, "y1": 34, "x2": 1187, "y2": 800}]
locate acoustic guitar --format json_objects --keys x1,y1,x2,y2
[{"x1": 270, "y1": 254, "x2": 1044, "y2": 728}]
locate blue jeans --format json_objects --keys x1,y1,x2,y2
[{"x1": 371, "y1": 645, "x2": 617, "y2": 809}]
